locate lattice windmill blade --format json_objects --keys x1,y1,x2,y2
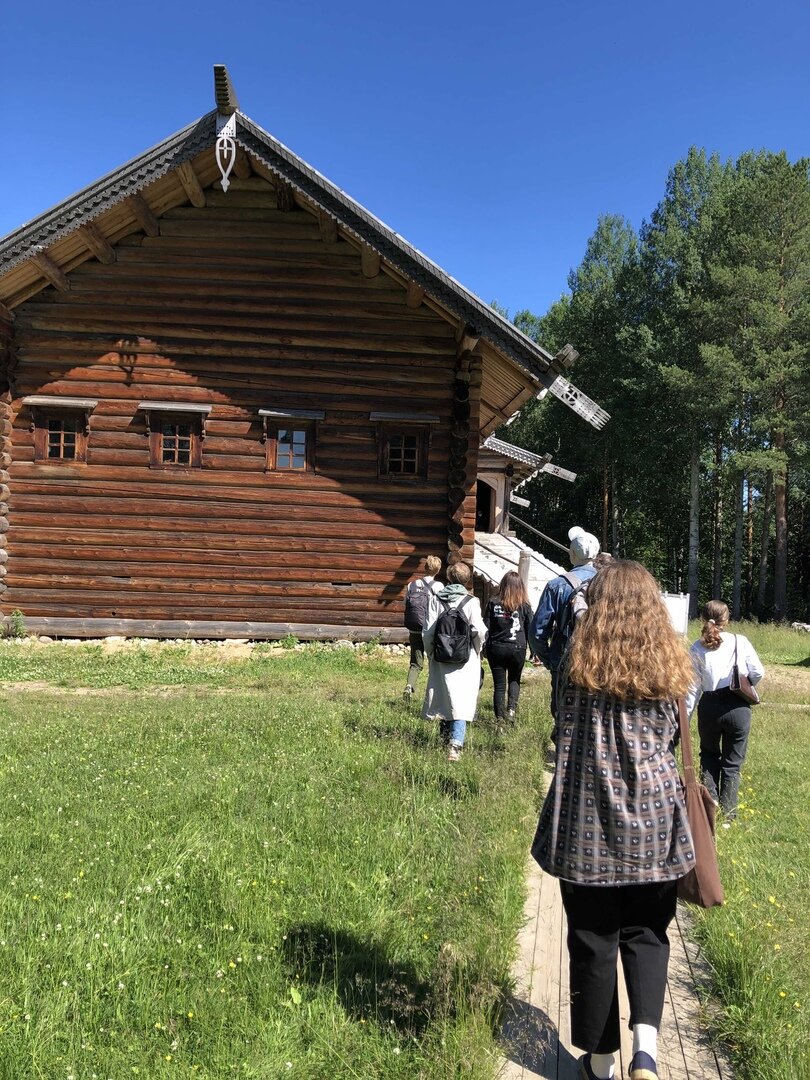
[{"x1": 547, "y1": 376, "x2": 610, "y2": 430}]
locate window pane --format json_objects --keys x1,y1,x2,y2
[
  {"x1": 161, "y1": 421, "x2": 192, "y2": 465},
  {"x1": 388, "y1": 433, "x2": 418, "y2": 474},
  {"x1": 275, "y1": 428, "x2": 307, "y2": 470},
  {"x1": 46, "y1": 417, "x2": 77, "y2": 460}
]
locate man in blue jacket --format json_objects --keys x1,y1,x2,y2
[{"x1": 529, "y1": 526, "x2": 600, "y2": 719}]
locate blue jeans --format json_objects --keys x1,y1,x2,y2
[{"x1": 440, "y1": 718, "x2": 467, "y2": 748}]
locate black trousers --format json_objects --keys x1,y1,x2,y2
[
  {"x1": 406, "y1": 630, "x2": 425, "y2": 688},
  {"x1": 559, "y1": 879, "x2": 677, "y2": 1054},
  {"x1": 486, "y1": 644, "x2": 525, "y2": 718},
  {"x1": 697, "y1": 688, "x2": 751, "y2": 818}
]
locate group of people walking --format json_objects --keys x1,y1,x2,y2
[
  {"x1": 403, "y1": 558, "x2": 533, "y2": 762},
  {"x1": 402, "y1": 528, "x2": 765, "y2": 1080}
]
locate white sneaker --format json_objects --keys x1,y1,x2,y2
[{"x1": 447, "y1": 745, "x2": 461, "y2": 763}]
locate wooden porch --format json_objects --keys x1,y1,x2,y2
[{"x1": 499, "y1": 857, "x2": 733, "y2": 1079}]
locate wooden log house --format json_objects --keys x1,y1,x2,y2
[{"x1": 0, "y1": 67, "x2": 608, "y2": 641}]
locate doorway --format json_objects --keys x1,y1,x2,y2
[{"x1": 475, "y1": 480, "x2": 496, "y2": 532}]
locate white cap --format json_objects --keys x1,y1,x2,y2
[{"x1": 568, "y1": 526, "x2": 600, "y2": 566}]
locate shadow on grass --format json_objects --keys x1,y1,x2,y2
[
  {"x1": 436, "y1": 771, "x2": 481, "y2": 800},
  {"x1": 499, "y1": 995, "x2": 580, "y2": 1078},
  {"x1": 282, "y1": 923, "x2": 434, "y2": 1036},
  {"x1": 342, "y1": 716, "x2": 435, "y2": 751}
]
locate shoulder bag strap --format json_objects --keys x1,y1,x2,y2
[
  {"x1": 562, "y1": 570, "x2": 582, "y2": 590},
  {"x1": 677, "y1": 698, "x2": 697, "y2": 785}
]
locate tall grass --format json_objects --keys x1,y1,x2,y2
[
  {"x1": 686, "y1": 618, "x2": 810, "y2": 666},
  {"x1": 687, "y1": 640, "x2": 810, "y2": 1080},
  {"x1": 0, "y1": 645, "x2": 552, "y2": 1078}
]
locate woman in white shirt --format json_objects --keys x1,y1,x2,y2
[{"x1": 686, "y1": 601, "x2": 765, "y2": 820}]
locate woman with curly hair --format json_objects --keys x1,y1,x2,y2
[{"x1": 531, "y1": 560, "x2": 696, "y2": 1080}]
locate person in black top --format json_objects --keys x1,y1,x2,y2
[{"x1": 484, "y1": 571, "x2": 533, "y2": 723}]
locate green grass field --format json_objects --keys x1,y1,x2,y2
[
  {"x1": 0, "y1": 643, "x2": 551, "y2": 1079},
  {"x1": 686, "y1": 620, "x2": 810, "y2": 1080},
  {"x1": 1, "y1": 623, "x2": 808, "y2": 1080}
]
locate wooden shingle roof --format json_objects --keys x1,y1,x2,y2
[{"x1": 0, "y1": 69, "x2": 609, "y2": 434}]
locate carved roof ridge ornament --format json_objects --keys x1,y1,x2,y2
[
  {"x1": 214, "y1": 65, "x2": 240, "y2": 192},
  {"x1": 213, "y1": 65, "x2": 240, "y2": 115},
  {"x1": 216, "y1": 113, "x2": 237, "y2": 192}
]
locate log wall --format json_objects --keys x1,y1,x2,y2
[
  {"x1": 0, "y1": 310, "x2": 12, "y2": 606},
  {"x1": 3, "y1": 177, "x2": 479, "y2": 632}
]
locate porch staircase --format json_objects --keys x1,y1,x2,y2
[{"x1": 474, "y1": 531, "x2": 564, "y2": 611}]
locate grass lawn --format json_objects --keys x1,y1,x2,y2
[
  {"x1": 0, "y1": 642, "x2": 551, "y2": 1079},
  {"x1": 1, "y1": 622, "x2": 808, "y2": 1080},
  {"x1": 686, "y1": 621, "x2": 810, "y2": 1080}
]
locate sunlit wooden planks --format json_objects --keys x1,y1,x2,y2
[{"x1": 4, "y1": 177, "x2": 472, "y2": 632}]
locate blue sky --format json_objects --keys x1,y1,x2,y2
[{"x1": 3, "y1": 0, "x2": 809, "y2": 318}]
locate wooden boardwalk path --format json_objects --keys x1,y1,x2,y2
[{"x1": 498, "y1": 857, "x2": 733, "y2": 1080}]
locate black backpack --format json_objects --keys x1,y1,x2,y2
[
  {"x1": 433, "y1": 595, "x2": 473, "y2": 664},
  {"x1": 404, "y1": 578, "x2": 432, "y2": 631},
  {"x1": 557, "y1": 570, "x2": 590, "y2": 647}
]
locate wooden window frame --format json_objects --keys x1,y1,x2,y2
[
  {"x1": 263, "y1": 421, "x2": 314, "y2": 473},
  {"x1": 138, "y1": 403, "x2": 212, "y2": 470},
  {"x1": 24, "y1": 397, "x2": 98, "y2": 465},
  {"x1": 258, "y1": 408, "x2": 324, "y2": 475},
  {"x1": 377, "y1": 422, "x2": 431, "y2": 480},
  {"x1": 32, "y1": 409, "x2": 88, "y2": 463}
]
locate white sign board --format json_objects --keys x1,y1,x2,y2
[
  {"x1": 662, "y1": 593, "x2": 690, "y2": 636},
  {"x1": 542, "y1": 463, "x2": 577, "y2": 482}
]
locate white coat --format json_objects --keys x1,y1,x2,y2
[{"x1": 421, "y1": 589, "x2": 487, "y2": 723}]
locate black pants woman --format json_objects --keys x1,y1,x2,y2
[
  {"x1": 483, "y1": 571, "x2": 533, "y2": 722},
  {"x1": 560, "y1": 880, "x2": 677, "y2": 1057},
  {"x1": 487, "y1": 643, "x2": 525, "y2": 720},
  {"x1": 688, "y1": 601, "x2": 764, "y2": 822},
  {"x1": 697, "y1": 688, "x2": 751, "y2": 818}
]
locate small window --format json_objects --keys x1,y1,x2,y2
[
  {"x1": 48, "y1": 415, "x2": 79, "y2": 459},
  {"x1": 36, "y1": 410, "x2": 86, "y2": 462},
  {"x1": 139, "y1": 402, "x2": 210, "y2": 469},
  {"x1": 265, "y1": 423, "x2": 312, "y2": 472},
  {"x1": 378, "y1": 424, "x2": 429, "y2": 479},
  {"x1": 259, "y1": 408, "x2": 322, "y2": 473},
  {"x1": 148, "y1": 412, "x2": 203, "y2": 468},
  {"x1": 32, "y1": 409, "x2": 89, "y2": 463}
]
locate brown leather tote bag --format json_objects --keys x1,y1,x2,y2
[{"x1": 676, "y1": 698, "x2": 725, "y2": 908}]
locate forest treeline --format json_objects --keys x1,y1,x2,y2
[{"x1": 502, "y1": 148, "x2": 810, "y2": 622}]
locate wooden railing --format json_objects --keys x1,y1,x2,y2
[{"x1": 509, "y1": 513, "x2": 569, "y2": 555}]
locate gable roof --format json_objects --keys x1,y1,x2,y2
[
  {"x1": 0, "y1": 74, "x2": 609, "y2": 433},
  {"x1": 479, "y1": 434, "x2": 577, "y2": 488},
  {"x1": 481, "y1": 435, "x2": 551, "y2": 470}
]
